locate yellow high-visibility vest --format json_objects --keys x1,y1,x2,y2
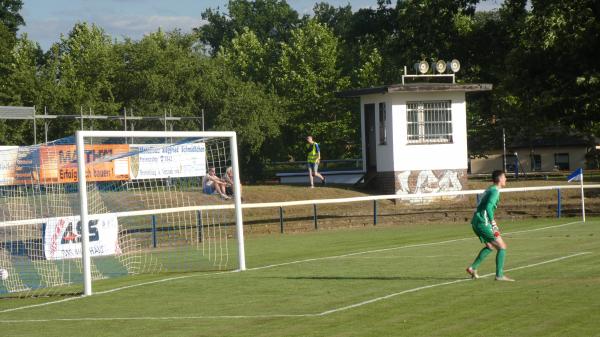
[{"x1": 307, "y1": 143, "x2": 319, "y2": 163}]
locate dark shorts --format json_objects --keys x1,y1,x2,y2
[{"x1": 307, "y1": 162, "x2": 319, "y2": 172}]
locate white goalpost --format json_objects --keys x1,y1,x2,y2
[
  {"x1": 76, "y1": 131, "x2": 246, "y2": 296},
  {"x1": 0, "y1": 131, "x2": 245, "y2": 298}
]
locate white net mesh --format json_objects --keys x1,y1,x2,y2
[{"x1": 0, "y1": 133, "x2": 241, "y2": 298}]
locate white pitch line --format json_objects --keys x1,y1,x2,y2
[
  {"x1": 0, "y1": 271, "x2": 238, "y2": 314},
  {"x1": 0, "y1": 220, "x2": 586, "y2": 314},
  {"x1": 316, "y1": 251, "x2": 591, "y2": 316},
  {"x1": 250, "y1": 220, "x2": 585, "y2": 269},
  {"x1": 503, "y1": 220, "x2": 582, "y2": 236},
  {"x1": 0, "y1": 252, "x2": 591, "y2": 323},
  {"x1": 247, "y1": 237, "x2": 474, "y2": 272}
]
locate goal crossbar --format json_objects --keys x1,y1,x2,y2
[{"x1": 75, "y1": 130, "x2": 246, "y2": 296}]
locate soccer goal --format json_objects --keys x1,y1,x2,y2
[{"x1": 0, "y1": 131, "x2": 245, "y2": 298}]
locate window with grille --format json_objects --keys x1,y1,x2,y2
[
  {"x1": 378, "y1": 102, "x2": 387, "y2": 145},
  {"x1": 406, "y1": 101, "x2": 452, "y2": 144}
]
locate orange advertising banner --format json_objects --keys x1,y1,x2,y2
[{"x1": 38, "y1": 144, "x2": 130, "y2": 183}]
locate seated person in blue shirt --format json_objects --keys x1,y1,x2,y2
[{"x1": 203, "y1": 167, "x2": 230, "y2": 200}]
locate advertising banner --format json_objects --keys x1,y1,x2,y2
[
  {"x1": 0, "y1": 146, "x2": 18, "y2": 186},
  {"x1": 43, "y1": 214, "x2": 121, "y2": 260},
  {"x1": 130, "y1": 143, "x2": 206, "y2": 179},
  {"x1": 38, "y1": 144, "x2": 130, "y2": 183},
  {"x1": 14, "y1": 145, "x2": 39, "y2": 185}
]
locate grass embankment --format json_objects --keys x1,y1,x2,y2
[{"x1": 237, "y1": 180, "x2": 599, "y2": 234}]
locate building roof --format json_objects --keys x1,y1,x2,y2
[{"x1": 336, "y1": 83, "x2": 493, "y2": 98}]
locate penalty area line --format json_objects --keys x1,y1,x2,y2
[
  {"x1": 0, "y1": 251, "x2": 591, "y2": 323},
  {"x1": 0, "y1": 220, "x2": 585, "y2": 315},
  {"x1": 316, "y1": 251, "x2": 591, "y2": 316}
]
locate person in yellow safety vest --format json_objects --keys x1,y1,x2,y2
[{"x1": 306, "y1": 135, "x2": 326, "y2": 188}]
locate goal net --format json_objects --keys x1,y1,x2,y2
[{"x1": 0, "y1": 131, "x2": 245, "y2": 298}]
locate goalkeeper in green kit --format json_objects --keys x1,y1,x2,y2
[{"x1": 466, "y1": 170, "x2": 515, "y2": 281}]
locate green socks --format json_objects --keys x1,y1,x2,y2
[
  {"x1": 470, "y1": 247, "x2": 507, "y2": 277},
  {"x1": 496, "y1": 249, "x2": 506, "y2": 277},
  {"x1": 471, "y1": 247, "x2": 493, "y2": 270}
]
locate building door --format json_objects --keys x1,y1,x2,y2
[{"x1": 364, "y1": 103, "x2": 377, "y2": 173}]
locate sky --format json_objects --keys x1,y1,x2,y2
[{"x1": 20, "y1": 0, "x2": 504, "y2": 50}]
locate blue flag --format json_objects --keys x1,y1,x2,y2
[{"x1": 567, "y1": 168, "x2": 583, "y2": 182}]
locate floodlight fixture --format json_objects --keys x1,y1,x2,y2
[
  {"x1": 450, "y1": 59, "x2": 461, "y2": 73},
  {"x1": 435, "y1": 60, "x2": 447, "y2": 73},
  {"x1": 418, "y1": 60, "x2": 429, "y2": 74}
]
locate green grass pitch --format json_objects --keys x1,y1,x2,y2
[{"x1": 1, "y1": 217, "x2": 599, "y2": 337}]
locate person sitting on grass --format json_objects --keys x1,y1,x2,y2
[
  {"x1": 203, "y1": 167, "x2": 230, "y2": 200},
  {"x1": 222, "y1": 166, "x2": 243, "y2": 198}
]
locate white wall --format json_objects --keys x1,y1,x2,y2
[
  {"x1": 360, "y1": 91, "x2": 469, "y2": 173},
  {"x1": 360, "y1": 94, "x2": 395, "y2": 172},
  {"x1": 390, "y1": 91, "x2": 468, "y2": 171}
]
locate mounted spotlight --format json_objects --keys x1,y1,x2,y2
[
  {"x1": 450, "y1": 59, "x2": 461, "y2": 73},
  {"x1": 418, "y1": 60, "x2": 429, "y2": 74},
  {"x1": 435, "y1": 60, "x2": 447, "y2": 73}
]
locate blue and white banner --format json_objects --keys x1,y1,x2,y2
[
  {"x1": 43, "y1": 215, "x2": 120, "y2": 260},
  {"x1": 567, "y1": 168, "x2": 583, "y2": 182},
  {"x1": 130, "y1": 143, "x2": 206, "y2": 179}
]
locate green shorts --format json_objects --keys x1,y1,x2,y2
[{"x1": 471, "y1": 223, "x2": 496, "y2": 243}]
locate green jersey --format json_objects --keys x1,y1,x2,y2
[{"x1": 471, "y1": 185, "x2": 500, "y2": 226}]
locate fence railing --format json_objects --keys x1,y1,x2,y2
[
  {"x1": 266, "y1": 159, "x2": 362, "y2": 175},
  {"x1": 2, "y1": 184, "x2": 599, "y2": 230}
]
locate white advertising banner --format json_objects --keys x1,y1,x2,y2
[
  {"x1": 43, "y1": 214, "x2": 121, "y2": 260},
  {"x1": 130, "y1": 143, "x2": 206, "y2": 179},
  {"x1": 0, "y1": 146, "x2": 18, "y2": 186}
]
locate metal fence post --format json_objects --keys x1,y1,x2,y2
[
  {"x1": 279, "y1": 207, "x2": 284, "y2": 233},
  {"x1": 313, "y1": 204, "x2": 318, "y2": 230},
  {"x1": 557, "y1": 188, "x2": 562, "y2": 218},
  {"x1": 373, "y1": 200, "x2": 378, "y2": 225},
  {"x1": 151, "y1": 215, "x2": 157, "y2": 248},
  {"x1": 476, "y1": 193, "x2": 481, "y2": 205}
]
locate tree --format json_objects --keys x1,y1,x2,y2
[
  {"x1": 40, "y1": 23, "x2": 119, "y2": 136},
  {"x1": 0, "y1": 23, "x2": 16, "y2": 103},
  {"x1": 0, "y1": 30, "x2": 42, "y2": 145},
  {"x1": 195, "y1": 0, "x2": 300, "y2": 55},
  {"x1": 393, "y1": 0, "x2": 479, "y2": 69},
  {"x1": 273, "y1": 19, "x2": 355, "y2": 160},
  {"x1": 197, "y1": 58, "x2": 286, "y2": 179},
  {"x1": 113, "y1": 29, "x2": 206, "y2": 132},
  {"x1": 461, "y1": 2, "x2": 528, "y2": 156},
  {"x1": 0, "y1": 0, "x2": 24, "y2": 33},
  {"x1": 217, "y1": 27, "x2": 270, "y2": 84},
  {"x1": 313, "y1": 2, "x2": 353, "y2": 39},
  {"x1": 0, "y1": 0, "x2": 25, "y2": 104},
  {"x1": 501, "y1": 0, "x2": 600, "y2": 141}
]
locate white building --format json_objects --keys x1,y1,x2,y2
[{"x1": 338, "y1": 82, "x2": 491, "y2": 195}]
